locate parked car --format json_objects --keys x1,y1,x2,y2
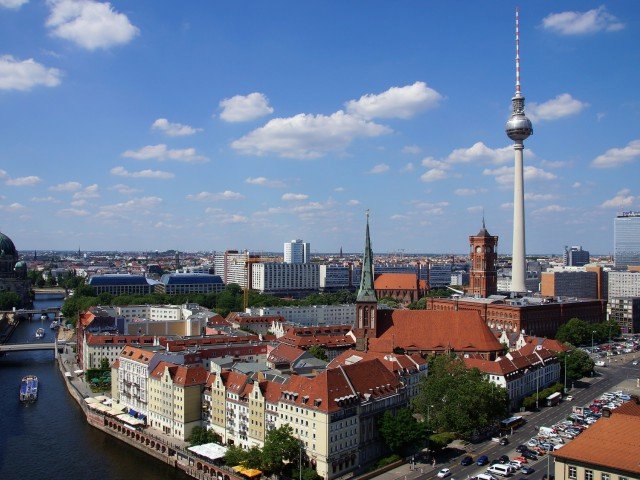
[
  {"x1": 515, "y1": 445, "x2": 529, "y2": 453},
  {"x1": 565, "y1": 395, "x2": 573, "y2": 401},
  {"x1": 499, "y1": 437, "x2": 509, "y2": 446},
  {"x1": 461, "y1": 456, "x2": 473, "y2": 466},
  {"x1": 521, "y1": 466, "x2": 535, "y2": 475},
  {"x1": 499, "y1": 455, "x2": 510, "y2": 464},
  {"x1": 437, "y1": 468, "x2": 452, "y2": 478},
  {"x1": 477, "y1": 455, "x2": 489, "y2": 466},
  {"x1": 521, "y1": 451, "x2": 538, "y2": 461}
]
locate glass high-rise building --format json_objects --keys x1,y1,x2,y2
[
  {"x1": 614, "y1": 212, "x2": 640, "y2": 269},
  {"x1": 284, "y1": 239, "x2": 310, "y2": 264}
]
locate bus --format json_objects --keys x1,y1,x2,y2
[
  {"x1": 499, "y1": 416, "x2": 526, "y2": 433},
  {"x1": 546, "y1": 392, "x2": 562, "y2": 407}
]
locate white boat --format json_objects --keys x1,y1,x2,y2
[
  {"x1": 35, "y1": 327, "x2": 45, "y2": 339},
  {"x1": 40, "y1": 313, "x2": 48, "y2": 321},
  {"x1": 50, "y1": 320, "x2": 60, "y2": 330}
]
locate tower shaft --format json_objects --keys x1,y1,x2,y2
[{"x1": 511, "y1": 142, "x2": 527, "y2": 293}]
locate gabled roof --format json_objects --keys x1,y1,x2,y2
[
  {"x1": 150, "y1": 362, "x2": 208, "y2": 387},
  {"x1": 120, "y1": 345, "x2": 155, "y2": 365},
  {"x1": 267, "y1": 343, "x2": 306, "y2": 365},
  {"x1": 553, "y1": 400, "x2": 640, "y2": 475},
  {"x1": 368, "y1": 309, "x2": 503, "y2": 354},
  {"x1": 374, "y1": 273, "x2": 425, "y2": 291},
  {"x1": 328, "y1": 349, "x2": 427, "y2": 375}
]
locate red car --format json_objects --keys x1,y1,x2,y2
[{"x1": 514, "y1": 456, "x2": 529, "y2": 464}]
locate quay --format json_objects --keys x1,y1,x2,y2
[{"x1": 57, "y1": 349, "x2": 244, "y2": 480}]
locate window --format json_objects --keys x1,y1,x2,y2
[
  {"x1": 600, "y1": 475, "x2": 609, "y2": 480},
  {"x1": 585, "y1": 470, "x2": 593, "y2": 480},
  {"x1": 567, "y1": 466, "x2": 576, "y2": 480}
]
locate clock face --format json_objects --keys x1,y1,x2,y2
[
  {"x1": 486, "y1": 246, "x2": 492, "y2": 253},
  {"x1": 475, "y1": 246, "x2": 482, "y2": 253}
]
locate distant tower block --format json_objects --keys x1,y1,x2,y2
[
  {"x1": 469, "y1": 218, "x2": 499, "y2": 298},
  {"x1": 505, "y1": 8, "x2": 533, "y2": 293}
]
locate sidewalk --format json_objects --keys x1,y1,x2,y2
[{"x1": 371, "y1": 460, "x2": 437, "y2": 480}]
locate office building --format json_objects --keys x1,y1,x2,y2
[
  {"x1": 319, "y1": 265, "x2": 351, "y2": 291},
  {"x1": 540, "y1": 270, "x2": 599, "y2": 299},
  {"x1": 251, "y1": 262, "x2": 319, "y2": 294},
  {"x1": 245, "y1": 304, "x2": 355, "y2": 327},
  {"x1": 563, "y1": 246, "x2": 590, "y2": 267},
  {"x1": 607, "y1": 297, "x2": 640, "y2": 334},
  {"x1": 608, "y1": 271, "x2": 640, "y2": 299},
  {"x1": 87, "y1": 274, "x2": 157, "y2": 296},
  {"x1": 284, "y1": 239, "x2": 310, "y2": 264},
  {"x1": 213, "y1": 250, "x2": 259, "y2": 288},
  {"x1": 156, "y1": 273, "x2": 224, "y2": 295},
  {"x1": 614, "y1": 212, "x2": 640, "y2": 269}
]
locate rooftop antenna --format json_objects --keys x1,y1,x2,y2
[{"x1": 515, "y1": 6, "x2": 521, "y2": 96}]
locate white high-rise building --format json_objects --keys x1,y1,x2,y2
[
  {"x1": 505, "y1": 9, "x2": 533, "y2": 293},
  {"x1": 284, "y1": 239, "x2": 310, "y2": 264},
  {"x1": 213, "y1": 250, "x2": 259, "y2": 287},
  {"x1": 251, "y1": 262, "x2": 319, "y2": 294}
]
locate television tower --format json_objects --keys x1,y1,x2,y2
[{"x1": 505, "y1": 8, "x2": 533, "y2": 293}]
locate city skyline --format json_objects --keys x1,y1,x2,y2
[{"x1": 1, "y1": 2, "x2": 639, "y2": 253}]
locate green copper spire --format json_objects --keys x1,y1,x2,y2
[{"x1": 357, "y1": 210, "x2": 377, "y2": 302}]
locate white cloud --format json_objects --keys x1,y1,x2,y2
[
  {"x1": 467, "y1": 205, "x2": 484, "y2": 213},
  {"x1": 345, "y1": 81, "x2": 442, "y2": 119},
  {"x1": 402, "y1": 145, "x2": 422, "y2": 155},
  {"x1": 400, "y1": 162, "x2": 415, "y2": 173},
  {"x1": 98, "y1": 196, "x2": 162, "y2": 218},
  {"x1": 420, "y1": 168, "x2": 448, "y2": 182},
  {"x1": 0, "y1": 202, "x2": 26, "y2": 211},
  {"x1": 46, "y1": 0, "x2": 139, "y2": 50},
  {"x1": 532, "y1": 204, "x2": 569, "y2": 215},
  {"x1": 0, "y1": 170, "x2": 6, "y2": 179},
  {"x1": 542, "y1": 6, "x2": 624, "y2": 35},
  {"x1": 447, "y1": 142, "x2": 512, "y2": 165},
  {"x1": 282, "y1": 193, "x2": 309, "y2": 201},
  {"x1": 70, "y1": 199, "x2": 86, "y2": 207},
  {"x1": 601, "y1": 189, "x2": 635, "y2": 209},
  {"x1": 368, "y1": 163, "x2": 389, "y2": 174},
  {"x1": 527, "y1": 94, "x2": 588, "y2": 122},
  {"x1": 0, "y1": 0, "x2": 29, "y2": 9},
  {"x1": 204, "y1": 208, "x2": 248, "y2": 224},
  {"x1": 501, "y1": 202, "x2": 513, "y2": 210},
  {"x1": 421, "y1": 156, "x2": 449, "y2": 169},
  {"x1": 57, "y1": 207, "x2": 89, "y2": 217},
  {"x1": 122, "y1": 144, "x2": 208, "y2": 163},
  {"x1": 186, "y1": 191, "x2": 244, "y2": 201},
  {"x1": 525, "y1": 193, "x2": 558, "y2": 201},
  {"x1": 390, "y1": 214, "x2": 410, "y2": 221},
  {"x1": 482, "y1": 165, "x2": 557, "y2": 185},
  {"x1": 30, "y1": 196, "x2": 60, "y2": 203},
  {"x1": 6, "y1": 175, "x2": 42, "y2": 186},
  {"x1": 454, "y1": 188, "x2": 487, "y2": 196},
  {"x1": 110, "y1": 166, "x2": 174, "y2": 179},
  {"x1": 219, "y1": 92, "x2": 274, "y2": 122},
  {"x1": 0, "y1": 55, "x2": 62, "y2": 91},
  {"x1": 73, "y1": 183, "x2": 99, "y2": 199},
  {"x1": 245, "y1": 177, "x2": 286, "y2": 188},
  {"x1": 49, "y1": 181, "x2": 81, "y2": 192},
  {"x1": 592, "y1": 140, "x2": 640, "y2": 168},
  {"x1": 151, "y1": 118, "x2": 201, "y2": 137},
  {"x1": 572, "y1": 182, "x2": 582, "y2": 188},
  {"x1": 231, "y1": 110, "x2": 390, "y2": 159},
  {"x1": 347, "y1": 199, "x2": 360, "y2": 206},
  {"x1": 110, "y1": 184, "x2": 140, "y2": 195}
]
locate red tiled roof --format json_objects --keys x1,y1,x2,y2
[
  {"x1": 260, "y1": 380, "x2": 283, "y2": 404},
  {"x1": 86, "y1": 333, "x2": 155, "y2": 346},
  {"x1": 120, "y1": 345, "x2": 154, "y2": 364},
  {"x1": 224, "y1": 371, "x2": 250, "y2": 394},
  {"x1": 267, "y1": 343, "x2": 305, "y2": 364},
  {"x1": 553, "y1": 400, "x2": 640, "y2": 474},
  {"x1": 368, "y1": 310, "x2": 503, "y2": 354},
  {"x1": 328, "y1": 349, "x2": 427, "y2": 375},
  {"x1": 374, "y1": 273, "x2": 423, "y2": 291},
  {"x1": 173, "y1": 364, "x2": 208, "y2": 387}
]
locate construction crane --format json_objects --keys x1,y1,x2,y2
[{"x1": 233, "y1": 252, "x2": 262, "y2": 311}]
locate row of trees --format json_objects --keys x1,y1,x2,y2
[
  {"x1": 556, "y1": 317, "x2": 621, "y2": 346},
  {"x1": 0, "y1": 291, "x2": 21, "y2": 310}
]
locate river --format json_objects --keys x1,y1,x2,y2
[{"x1": 0, "y1": 295, "x2": 190, "y2": 480}]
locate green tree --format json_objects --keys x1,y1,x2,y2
[
  {"x1": 188, "y1": 426, "x2": 222, "y2": 446},
  {"x1": 308, "y1": 345, "x2": 328, "y2": 361},
  {"x1": 244, "y1": 446, "x2": 264, "y2": 469},
  {"x1": 378, "y1": 297, "x2": 400, "y2": 309},
  {"x1": 378, "y1": 408, "x2": 426, "y2": 453},
  {"x1": 74, "y1": 284, "x2": 96, "y2": 297},
  {"x1": 558, "y1": 349, "x2": 595, "y2": 383},
  {"x1": 223, "y1": 444, "x2": 247, "y2": 465},
  {"x1": 261, "y1": 424, "x2": 302, "y2": 475},
  {"x1": 99, "y1": 357, "x2": 110, "y2": 370},
  {"x1": 555, "y1": 317, "x2": 591, "y2": 346},
  {"x1": 413, "y1": 355, "x2": 509, "y2": 438},
  {"x1": 0, "y1": 291, "x2": 21, "y2": 310}
]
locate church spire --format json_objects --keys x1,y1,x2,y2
[{"x1": 357, "y1": 210, "x2": 377, "y2": 302}]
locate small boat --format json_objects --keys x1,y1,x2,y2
[
  {"x1": 40, "y1": 313, "x2": 48, "y2": 321},
  {"x1": 19, "y1": 375, "x2": 38, "y2": 402},
  {"x1": 35, "y1": 328, "x2": 45, "y2": 339},
  {"x1": 50, "y1": 320, "x2": 60, "y2": 330}
]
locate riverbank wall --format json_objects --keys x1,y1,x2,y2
[{"x1": 57, "y1": 355, "x2": 242, "y2": 480}]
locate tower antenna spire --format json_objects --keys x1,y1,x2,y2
[{"x1": 515, "y1": 6, "x2": 521, "y2": 96}]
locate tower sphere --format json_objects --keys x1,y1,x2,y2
[{"x1": 505, "y1": 96, "x2": 533, "y2": 141}]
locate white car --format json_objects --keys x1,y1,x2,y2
[
  {"x1": 632, "y1": 361, "x2": 638, "y2": 366},
  {"x1": 437, "y1": 468, "x2": 452, "y2": 478},
  {"x1": 566, "y1": 395, "x2": 573, "y2": 401}
]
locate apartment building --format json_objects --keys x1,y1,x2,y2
[
  {"x1": 82, "y1": 333, "x2": 155, "y2": 370},
  {"x1": 608, "y1": 271, "x2": 640, "y2": 299},
  {"x1": 115, "y1": 346, "x2": 155, "y2": 419},
  {"x1": 251, "y1": 263, "x2": 319, "y2": 294},
  {"x1": 213, "y1": 250, "x2": 259, "y2": 287},
  {"x1": 148, "y1": 362, "x2": 208, "y2": 440},
  {"x1": 607, "y1": 297, "x2": 640, "y2": 334},
  {"x1": 245, "y1": 305, "x2": 355, "y2": 327}
]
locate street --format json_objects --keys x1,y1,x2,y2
[{"x1": 378, "y1": 356, "x2": 639, "y2": 480}]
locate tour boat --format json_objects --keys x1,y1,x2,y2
[
  {"x1": 35, "y1": 327, "x2": 45, "y2": 339},
  {"x1": 50, "y1": 320, "x2": 60, "y2": 330},
  {"x1": 19, "y1": 375, "x2": 38, "y2": 402}
]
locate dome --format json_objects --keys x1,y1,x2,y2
[
  {"x1": 0, "y1": 231, "x2": 17, "y2": 258},
  {"x1": 14, "y1": 261, "x2": 27, "y2": 270},
  {"x1": 505, "y1": 114, "x2": 533, "y2": 141}
]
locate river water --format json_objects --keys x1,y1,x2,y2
[{"x1": 0, "y1": 296, "x2": 190, "y2": 480}]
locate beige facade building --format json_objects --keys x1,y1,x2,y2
[
  {"x1": 148, "y1": 362, "x2": 208, "y2": 440},
  {"x1": 115, "y1": 346, "x2": 154, "y2": 418}
]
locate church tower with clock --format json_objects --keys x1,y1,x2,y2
[{"x1": 469, "y1": 218, "x2": 498, "y2": 298}]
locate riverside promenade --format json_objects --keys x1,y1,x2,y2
[{"x1": 57, "y1": 348, "x2": 243, "y2": 480}]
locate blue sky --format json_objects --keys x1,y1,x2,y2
[{"x1": 1, "y1": 1, "x2": 639, "y2": 255}]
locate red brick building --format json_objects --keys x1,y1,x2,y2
[
  {"x1": 373, "y1": 273, "x2": 427, "y2": 305},
  {"x1": 468, "y1": 220, "x2": 498, "y2": 298}
]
